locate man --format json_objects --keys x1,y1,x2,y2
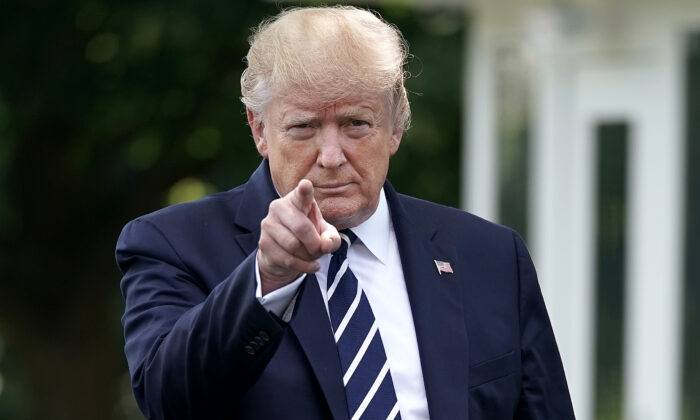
[{"x1": 117, "y1": 6, "x2": 574, "y2": 420}]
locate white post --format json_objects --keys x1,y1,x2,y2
[
  {"x1": 568, "y1": 85, "x2": 598, "y2": 420},
  {"x1": 463, "y1": 14, "x2": 497, "y2": 220},
  {"x1": 528, "y1": 19, "x2": 594, "y2": 420},
  {"x1": 623, "y1": 14, "x2": 685, "y2": 420}
]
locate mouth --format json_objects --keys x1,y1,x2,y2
[{"x1": 314, "y1": 183, "x2": 352, "y2": 195}]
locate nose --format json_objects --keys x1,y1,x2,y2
[{"x1": 316, "y1": 126, "x2": 347, "y2": 169}]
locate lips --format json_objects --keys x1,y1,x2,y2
[{"x1": 314, "y1": 182, "x2": 352, "y2": 194}]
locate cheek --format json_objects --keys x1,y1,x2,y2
[
  {"x1": 268, "y1": 142, "x2": 319, "y2": 190},
  {"x1": 281, "y1": 139, "x2": 315, "y2": 158},
  {"x1": 355, "y1": 154, "x2": 390, "y2": 192},
  {"x1": 281, "y1": 145, "x2": 318, "y2": 173}
]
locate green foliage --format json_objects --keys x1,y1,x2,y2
[
  {"x1": 386, "y1": 7, "x2": 464, "y2": 208},
  {"x1": 0, "y1": 1, "x2": 464, "y2": 418}
]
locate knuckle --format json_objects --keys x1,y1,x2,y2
[
  {"x1": 258, "y1": 240, "x2": 270, "y2": 265},
  {"x1": 268, "y1": 199, "x2": 283, "y2": 214},
  {"x1": 289, "y1": 217, "x2": 311, "y2": 234},
  {"x1": 282, "y1": 254, "x2": 296, "y2": 268},
  {"x1": 260, "y1": 231, "x2": 270, "y2": 243},
  {"x1": 307, "y1": 242, "x2": 322, "y2": 256},
  {"x1": 282, "y1": 235, "x2": 300, "y2": 251}
]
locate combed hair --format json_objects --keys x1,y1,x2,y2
[{"x1": 241, "y1": 6, "x2": 411, "y2": 130}]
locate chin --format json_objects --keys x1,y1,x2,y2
[{"x1": 318, "y1": 198, "x2": 369, "y2": 230}]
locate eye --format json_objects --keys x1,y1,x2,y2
[
  {"x1": 287, "y1": 123, "x2": 314, "y2": 139},
  {"x1": 344, "y1": 119, "x2": 372, "y2": 138}
]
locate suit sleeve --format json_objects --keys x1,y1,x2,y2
[
  {"x1": 116, "y1": 218, "x2": 285, "y2": 420},
  {"x1": 512, "y1": 233, "x2": 576, "y2": 419}
]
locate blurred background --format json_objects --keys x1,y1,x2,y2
[{"x1": 0, "y1": 0, "x2": 696, "y2": 419}]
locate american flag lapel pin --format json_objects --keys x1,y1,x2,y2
[{"x1": 434, "y1": 260, "x2": 454, "y2": 275}]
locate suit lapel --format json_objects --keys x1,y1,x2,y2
[
  {"x1": 233, "y1": 160, "x2": 278, "y2": 254},
  {"x1": 385, "y1": 183, "x2": 471, "y2": 420},
  {"x1": 289, "y1": 276, "x2": 349, "y2": 420}
]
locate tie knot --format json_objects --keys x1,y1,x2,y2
[
  {"x1": 340, "y1": 229, "x2": 357, "y2": 243},
  {"x1": 333, "y1": 229, "x2": 357, "y2": 257}
]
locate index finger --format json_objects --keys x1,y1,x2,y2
[{"x1": 288, "y1": 179, "x2": 315, "y2": 215}]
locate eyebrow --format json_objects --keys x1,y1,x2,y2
[
  {"x1": 282, "y1": 113, "x2": 319, "y2": 126},
  {"x1": 336, "y1": 108, "x2": 372, "y2": 117},
  {"x1": 337, "y1": 102, "x2": 379, "y2": 116},
  {"x1": 279, "y1": 103, "x2": 379, "y2": 125},
  {"x1": 337, "y1": 107, "x2": 382, "y2": 124}
]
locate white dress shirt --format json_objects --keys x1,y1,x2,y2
[{"x1": 255, "y1": 189, "x2": 429, "y2": 420}]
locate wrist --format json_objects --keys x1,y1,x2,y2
[
  {"x1": 257, "y1": 252, "x2": 300, "y2": 296},
  {"x1": 260, "y1": 274, "x2": 298, "y2": 296}
]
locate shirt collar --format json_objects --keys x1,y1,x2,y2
[{"x1": 350, "y1": 188, "x2": 391, "y2": 265}]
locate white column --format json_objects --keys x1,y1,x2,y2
[
  {"x1": 568, "y1": 79, "x2": 598, "y2": 420},
  {"x1": 463, "y1": 15, "x2": 497, "y2": 219},
  {"x1": 531, "y1": 48, "x2": 594, "y2": 420},
  {"x1": 623, "y1": 19, "x2": 684, "y2": 420}
]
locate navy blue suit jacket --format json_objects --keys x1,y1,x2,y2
[{"x1": 117, "y1": 160, "x2": 574, "y2": 419}]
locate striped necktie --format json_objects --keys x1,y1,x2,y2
[{"x1": 326, "y1": 229, "x2": 401, "y2": 420}]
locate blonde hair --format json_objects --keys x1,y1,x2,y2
[{"x1": 241, "y1": 6, "x2": 411, "y2": 130}]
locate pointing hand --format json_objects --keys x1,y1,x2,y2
[{"x1": 257, "y1": 179, "x2": 341, "y2": 295}]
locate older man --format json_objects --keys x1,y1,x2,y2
[{"x1": 117, "y1": 6, "x2": 574, "y2": 420}]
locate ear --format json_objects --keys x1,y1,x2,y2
[
  {"x1": 247, "y1": 108, "x2": 268, "y2": 158},
  {"x1": 389, "y1": 129, "x2": 403, "y2": 156}
]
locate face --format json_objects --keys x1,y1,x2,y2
[{"x1": 248, "y1": 92, "x2": 402, "y2": 229}]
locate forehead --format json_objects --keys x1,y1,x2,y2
[{"x1": 269, "y1": 91, "x2": 388, "y2": 120}]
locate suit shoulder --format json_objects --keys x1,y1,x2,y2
[
  {"x1": 398, "y1": 194, "x2": 514, "y2": 232},
  {"x1": 125, "y1": 184, "x2": 246, "y2": 233},
  {"x1": 396, "y1": 193, "x2": 521, "y2": 245}
]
